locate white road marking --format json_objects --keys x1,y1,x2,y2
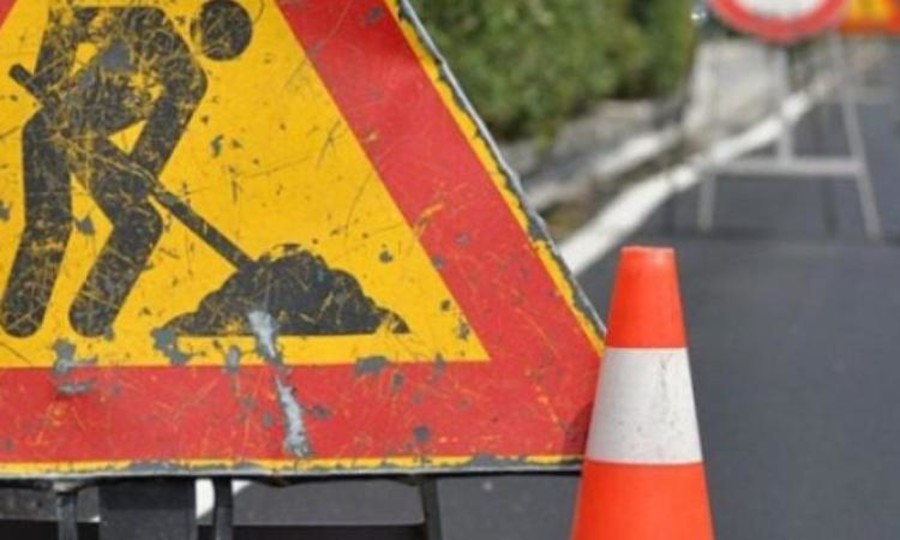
[{"x1": 559, "y1": 85, "x2": 822, "y2": 275}]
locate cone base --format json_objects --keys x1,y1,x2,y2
[{"x1": 571, "y1": 461, "x2": 714, "y2": 540}]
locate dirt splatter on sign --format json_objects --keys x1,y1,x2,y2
[{"x1": 0, "y1": 0, "x2": 603, "y2": 478}]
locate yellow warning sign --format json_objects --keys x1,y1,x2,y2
[
  {"x1": 0, "y1": 0, "x2": 603, "y2": 478},
  {"x1": 0, "y1": 0, "x2": 486, "y2": 368},
  {"x1": 842, "y1": 0, "x2": 900, "y2": 32}
]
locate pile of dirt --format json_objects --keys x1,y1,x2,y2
[{"x1": 164, "y1": 247, "x2": 408, "y2": 336}]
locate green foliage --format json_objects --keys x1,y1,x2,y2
[
  {"x1": 412, "y1": 0, "x2": 696, "y2": 140},
  {"x1": 619, "y1": 0, "x2": 697, "y2": 97}
]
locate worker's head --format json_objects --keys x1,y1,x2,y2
[{"x1": 192, "y1": 0, "x2": 253, "y2": 61}]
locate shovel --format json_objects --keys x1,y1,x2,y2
[{"x1": 10, "y1": 64, "x2": 409, "y2": 338}]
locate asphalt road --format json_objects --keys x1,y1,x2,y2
[{"x1": 575, "y1": 92, "x2": 900, "y2": 539}]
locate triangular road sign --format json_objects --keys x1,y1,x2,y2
[{"x1": 0, "y1": 0, "x2": 603, "y2": 477}]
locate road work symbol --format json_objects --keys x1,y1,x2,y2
[
  {"x1": 0, "y1": 0, "x2": 603, "y2": 479},
  {"x1": 0, "y1": 0, "x2": 407, "y2": 339}
]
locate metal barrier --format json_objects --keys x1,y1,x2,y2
[{"x1": 1, "y1": 478, "x2": 448, "y2": 540}]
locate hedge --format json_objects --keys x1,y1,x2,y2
[{"x1": 413, "y1": 0, "x2": 696, "y2": 141}]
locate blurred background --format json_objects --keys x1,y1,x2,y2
[{"x1": 414, "y1": 0, "x2": 699, "y2": 141}]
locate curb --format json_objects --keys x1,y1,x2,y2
[
  {"x1": 514, "y1": 40, "x2": 781, "y2": 213},
  {"x1": 558, "y1": 73, "x2": 838, "y2": 275}
]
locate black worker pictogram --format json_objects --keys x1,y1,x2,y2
[{"x1": 0, "y1": 0, "x2": 253, "y2": 337}]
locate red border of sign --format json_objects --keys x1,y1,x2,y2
[
  {"x1": 0, "y1": 0, "x2": 602, "y2": 474},
  {"x1": 710, "y1": 0, "x2": 849, "y2": 43}
]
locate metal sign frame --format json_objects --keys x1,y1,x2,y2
[
  {"x1": 40, "y1": 477, "x2": 451, "y2": 540},
  {"x1": 697, "y1": 35, "x2": 883, "y2": 240}
]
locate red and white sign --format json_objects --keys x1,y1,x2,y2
[{"x1": 710, "y1": 0, "x2": 850, "y2": 43}]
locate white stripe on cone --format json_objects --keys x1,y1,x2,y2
[{"x1": 586, "y1": 348, "x2": 703, "y2": 465}]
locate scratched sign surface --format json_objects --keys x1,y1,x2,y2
[{"x1": 0, "y1": 0, "x2": 603, "y2": 478}]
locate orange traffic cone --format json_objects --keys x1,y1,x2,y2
[{"x1": 571, "y1": 246, "x2": 714, "y2": 540}]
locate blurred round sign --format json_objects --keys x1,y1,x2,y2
[{"x1": 709, "y1": 0, "x2": 850, "y2": 43}]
